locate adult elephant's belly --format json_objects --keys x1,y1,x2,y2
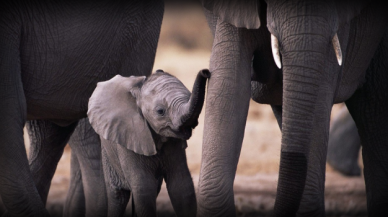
[
  {"x1": 24, "y1": 74, "x2": 101, "y2": 125},
  {"x1": 18, "y1": 0, "x2": 160, "y2": 125}
]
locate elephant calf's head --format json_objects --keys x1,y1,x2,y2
[{"x1": 87, "y1": 69, "x2": 210, "y2": 156}]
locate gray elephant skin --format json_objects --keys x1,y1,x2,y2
[
  {"x1": 327, "y1": 106, "x2": 361, "y2": 176},
  {"x1": 198, "y1": 0, "x2": 388, "y2": 216},
  {"x1": 0, "y1": 0, "x2": 164, "y2": 216},
  {"x1": 87, "y1": 69, "x2": 210, "y2": 217}
]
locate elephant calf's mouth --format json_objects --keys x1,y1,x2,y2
[
  {"x1": 159, "y1": 126, "x2": 193, "y2": 140},
  {"x1": 180, "y1": 127, "x2": 193, "y2": 140}
]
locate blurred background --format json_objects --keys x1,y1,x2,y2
[{"x1": 19, "y1": 1, "x2": 366, "y2": 216}]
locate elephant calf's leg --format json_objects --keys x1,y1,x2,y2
[
  {"x1": 163, "y1": 146, "x2": 196, "y2": 217},
  {"x1": 101, "y1": 141, "x2": 130, "y2": 217},
  {"x1": 63, "y1": 150, "x2": 86, "y2": 217},
  {"x1": 105, "y1": 187, "x2": 130, "y2": 217},
  {"x1": 117, "y1": 145, "x2": 158, "y2": 217},
  {"x1": 27, "y1": 120, "x2": 78, "y2": 204},
  {"x1": 129, "y1": 184, "x2": 158, "y2": 217},
  {"x1": 68, "y1": 118, "x2": 107, "y2": 217}
]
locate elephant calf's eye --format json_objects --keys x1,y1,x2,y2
[{"x1": 156, "y1": 108, "x2": 165, "y2": 116}]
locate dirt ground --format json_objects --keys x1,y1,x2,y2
[{"x1": 5, "y1": 2, "x2": 367, "y2": 216}]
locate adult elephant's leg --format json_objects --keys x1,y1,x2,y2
[
  {"x1": 0, "y1": 82, "x2": 48, "y2": 216},
  {"x1": 68, "y1": 118, "x2": 107, "y2": 217},
  {"x1": 27, "y1": 120, "x2": 78, "y2": 204},
  {"x1": 345, "y1": 33, "x2": 388, "y2": 216},
  {"x1": 197, "y1": 18, "x2": 256, "y2": 216},
  {"x1": 327, "y1": 106, "x2": 361, "y2": 176},
  {"x1": 63, "y1": 150, "x2": 85, "y2": 217},
  {"x1": 0, "y1": 13, "x2": 48, "y2": 215}
]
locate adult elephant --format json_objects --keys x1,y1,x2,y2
[
  {"x1": 26, "y1": 118, "x2": 105, "y2": 217},
  {"x1": 0, "y1": 0, "x2": 164, "y2": 216},
  {"x1": 198, "y1": 0, "x2": 388, "y2": 216},
  {"x1": 327, "y1": 105, "x2": 361, "y2": 176}
]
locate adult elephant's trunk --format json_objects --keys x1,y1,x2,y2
[
  {"x1": 180, "y1": 69, "x2": 210, "y2": 129},
  {"x1": 273, "y1": 14, "x2": 334, "y2": 216}
]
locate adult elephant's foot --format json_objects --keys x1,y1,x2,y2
[{"x1": 197, "y1": 174, "x2": 237, "y2": 216}]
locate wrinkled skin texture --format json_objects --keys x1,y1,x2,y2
[
  {"x1": 198, "y1": 0, "x2": 388, "y2": 216},
  {"x1": 26, "y1": 118, "x2": 107, "y2": 217},
  {"x1": 88, "y1": 71, "x2": 209, "y2": 217},
  {"x1": 65, "y1": 118, "x2": 107, "y2": 217},
  {"x1": 101, "y1": 137, "x2": 196, "y2": 217},
  {"x1": 0, "y1": 0, "x2": 163, "y2": 216},
  {"x1": 327, "y1": 105, "x2": 361, "y2": 176},
  {"x1": 271, "y1": 103, "x2": 361, "y2": 177}
]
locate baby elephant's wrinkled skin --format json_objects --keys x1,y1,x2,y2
[{"x1": 88, "y1": 69, "x2": 210, "y2": 217}]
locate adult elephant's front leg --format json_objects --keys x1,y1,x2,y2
[
  {"x1": 0, "y1": 14, "x2": 48, "y2": 215},
  {"x1": 197, "y1": 20, "x2": 255, "y2": 216}
]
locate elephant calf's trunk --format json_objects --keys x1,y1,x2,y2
[{"x1": 181, "y1": 69, "x2": 210, "y2": 129}]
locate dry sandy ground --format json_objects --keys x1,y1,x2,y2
[{"x1": 1, "y1": 2, "x2": 367, "y2": 216}]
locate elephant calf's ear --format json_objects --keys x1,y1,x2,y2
[
  {"x1": 88, "y1": 75, "x2": 157, "y2": 156},
  {"x1": 201, "y1": 0, "x2": 261, "y2": 29}
]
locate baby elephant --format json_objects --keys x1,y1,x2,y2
[{"x1": 87, "y1": 69, "x2": 210, "y2": 217}]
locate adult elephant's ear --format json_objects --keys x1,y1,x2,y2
[
  {"x1": 335, "y1": 0, "x2": 368, "y2": 29},
  {"x1": 201, "y1": 0, "x2": 261, "y2": 29},
  {"x1": 88, "y1": 75, "x2": 157, "y2": 156}
]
